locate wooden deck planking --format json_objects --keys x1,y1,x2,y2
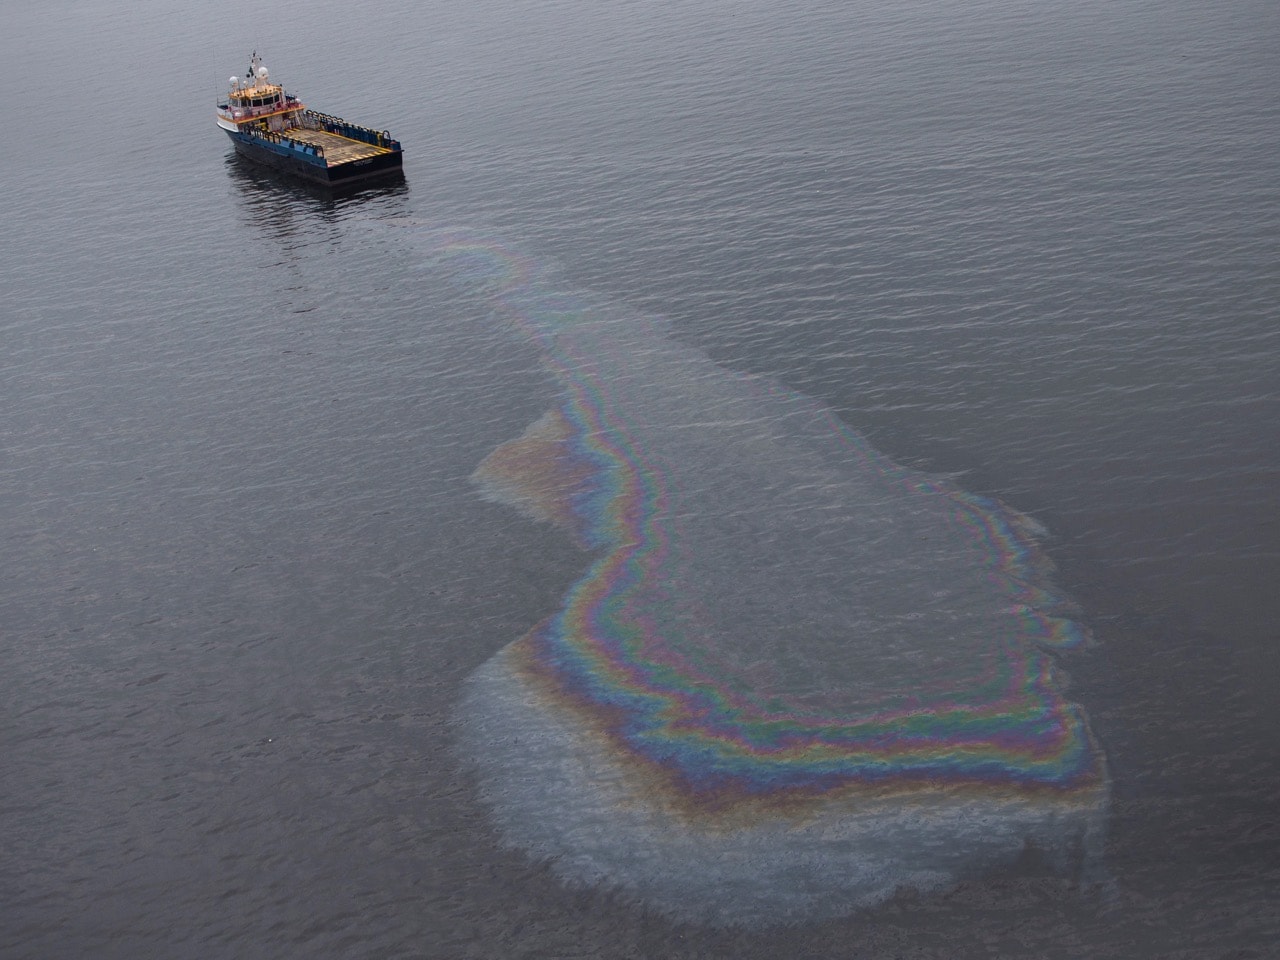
[{"x1": 287, "y1": 128, "x2": 392, "y2": 166}]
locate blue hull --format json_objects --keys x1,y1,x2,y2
[{"x1": 225, "y1": 130, "x2": 403, "y2": 186}]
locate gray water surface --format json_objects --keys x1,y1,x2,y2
[{"x1": 2, "y1": 0, "x2": 1277, "y2": 957}]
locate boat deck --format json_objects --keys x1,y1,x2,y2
[{"x1": 286, "y1": 128, "x2": 394, "y2": 166}]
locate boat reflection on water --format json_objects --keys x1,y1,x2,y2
[{"x1": 223, "y1": 152, "x2": 409, "y2": 245}]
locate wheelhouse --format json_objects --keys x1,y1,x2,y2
[{"x1": 216, "y1": 52, "x2": 301, "y2": 124}]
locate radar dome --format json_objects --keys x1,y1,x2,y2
[
  {"x1": 229, "y1": 76, "x2": 239, "y2": 86},
  {"x1": 257, "y1": 66, "x2": 269, "y2": 80}
]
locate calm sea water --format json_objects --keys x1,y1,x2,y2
[{"x1": 2, "y1": 0, "x2": 1277, "y2": 957}]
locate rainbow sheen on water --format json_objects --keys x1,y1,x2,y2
[{"x1": 412, "y1": 227, "x2": 1109, "y2": 926}]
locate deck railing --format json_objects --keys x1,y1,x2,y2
[
  {"x1": 302, "y1": 110, "x2": 402, "y2": 151},
  {"x1": 242, "y1": 125, "x2": 326, "y2": 160}
]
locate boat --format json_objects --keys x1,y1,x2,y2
[{"x1": 216, "y1": 52, "x2": 403, "y2": 186}]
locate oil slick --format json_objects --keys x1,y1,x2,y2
[{"x1": 413, "y1": 226, "x2": 1109, "y2": 927}]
